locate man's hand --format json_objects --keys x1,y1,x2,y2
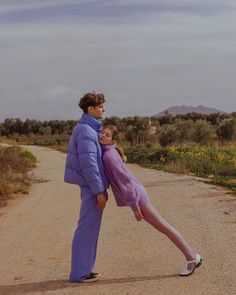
[
  {"x1": 134, "y1": 209, "x2": 144, "y2": 221},
  {"x1": 97, "y1": 194, "x2": 107, "y2": 210}
]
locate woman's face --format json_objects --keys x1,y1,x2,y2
[{"x1": 99, "y1": 128, "x2": 114, "y2": 145}]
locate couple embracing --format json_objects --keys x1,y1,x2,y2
[{"x1": 64, "y1": 92, "x2": 202, "y2": 283}]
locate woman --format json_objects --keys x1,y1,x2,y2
[{"x1": 99, "y1": 125, "x2": 202, "y2": 276}]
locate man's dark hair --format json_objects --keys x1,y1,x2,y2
[{"x1": 79, "y1": 92, "x2": 105, "y2": 113}]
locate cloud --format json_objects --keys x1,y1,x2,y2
[
  {"x1": 0, "y1": 0, "x2": 235, "y2": 24},
  {"x1": 0, "y1": 1, "x2": 235, "y2": 120},
  {"x1": 42, "y1": 85, "x2": 78, "y2": 99},
  {"x1": 0, "y1": 0, "x2": 94, "y2": 13}
]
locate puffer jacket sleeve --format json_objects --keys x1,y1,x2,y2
[
  {"x1": 77, "y1": 131, "x2": 104, "y2": 195},
  {"x1": 103, "y1": 150, "x2": 140, "y2": 211}
]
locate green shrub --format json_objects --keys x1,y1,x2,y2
[
  {"x1": 20, "y1": 150, "x2": 37, "y2": 167},
  {"x1": 192, "y1": 120, "x2": 213, "y2": 144},
  {"x1": 125, "y1": 145, "x2": 236, "y2": 181},
  {"x1": 158, "y1": 125, "x2": 180, "y2": 147}
]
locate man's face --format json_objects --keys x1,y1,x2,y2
[{"x1": 88, "y1": 103, "x2": 105, "y2": 119}]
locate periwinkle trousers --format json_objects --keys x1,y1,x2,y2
[{"x1": 69, "y1": 187, "x2": 103, "y2": 282}]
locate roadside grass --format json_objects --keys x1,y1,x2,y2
[
  {"x1": 125, "y1": 145, "x2": 236, "y2": 195},
  {"x1": 1, "y1": 134, "x2": 235, "y2": 197},
  {"x1": 208, "y1": 176, "x2": 236, "y2": 195},
  {"x1": 0, "y1": 135, "x2": 69, "y2": 154},
  {"x1": 0, "y1": 136, "x2": 16, "y2": 145},
  {"x1": 1, "y1": 134, "x2": 70, "y2": 146},
  {"x1": 0, "y1": 146, "x2": 37, "y2": 207}
]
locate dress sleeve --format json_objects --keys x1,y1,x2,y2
[{"x1": 103, "y1": 151, "x2": 140, "y2": 211}]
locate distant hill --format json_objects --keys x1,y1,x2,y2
[{"x1": 154, "y1": 105, "x2": 226, "y2": 117}]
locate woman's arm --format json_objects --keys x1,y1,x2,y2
[{"x1": 103, "y1": 151, "x2": 140, "y2": 211}]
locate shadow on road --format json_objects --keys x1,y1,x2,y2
[{"x1": 0, "y1": 274, "x2": 178, "y2": 294}]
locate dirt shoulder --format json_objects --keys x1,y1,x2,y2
[{"x1": 0, "y1": 145, "x2": 235, "y2": 295}]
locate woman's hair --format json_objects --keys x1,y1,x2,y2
[
  {"x1": 79, "y1": 92, "x2": 105, "y2": 113},
  {"x1": 104, "y1": 125, "x2": 127, "y2": 163}
]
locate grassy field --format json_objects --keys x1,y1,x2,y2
[
  {"x1": 0, "y1": 145, "x2": 37, "y2": 207},
  {"x1": 125, "y1": 145, "x2": 236, "y2": 195}
]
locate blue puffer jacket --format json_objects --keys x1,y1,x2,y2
[{"x1": 64, "y1": 113, "x2": 108, "y2": 195}]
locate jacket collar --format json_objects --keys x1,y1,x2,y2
[
  {"x1": 102, "y1": 144, "x2": 116, "y2": 151},
  {"x1": 80, "y1": 113, "x2": 102, "y2": 132}
]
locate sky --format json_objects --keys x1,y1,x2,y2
[{"x1": 0, "y1": 0, "x2": 236, "y2": 120}]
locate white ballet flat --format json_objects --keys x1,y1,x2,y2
[{"x1": 179, "y1": 253, "x2": 202, "y2": 276}]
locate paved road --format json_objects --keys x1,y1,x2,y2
[{"x1": 0, "y1": 145, "x2": 235, "y2": 295}]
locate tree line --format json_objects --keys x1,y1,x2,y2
[
  {"x1": 1, "y1": 112, "x2": 236, "y2": 147},
  {"x1": 0, "y1": 118, "x2": 77, "y2": 136}
]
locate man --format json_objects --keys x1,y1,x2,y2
[{"x1": 64, "y1": 92, "x2": 109, "y2": 283}]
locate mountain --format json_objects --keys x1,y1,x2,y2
[{"x1": 154, "y1": 105, "x2": 226, "y2": 117}]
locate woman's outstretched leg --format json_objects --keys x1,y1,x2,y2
[
  {"x1": 141, "y1": 202, "x2": 203, "y2": 276},
  {"x1": 141, "y1": 202, "x2": 195, "y2": 261}
]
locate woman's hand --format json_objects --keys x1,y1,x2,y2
[{"x1": 134, "y1": 209, "x2": 143, "y2": 221}]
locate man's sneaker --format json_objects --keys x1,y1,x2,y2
[
  {"x1": 82, "y1": 273, "x2": 100, "y2": 283},
  {"x1": 91, "y1": 271, "x2": 101, "y2": 278}
]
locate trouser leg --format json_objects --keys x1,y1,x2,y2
[
  {"x1": 141, "y1": 202, "x2": 195, "y2": 260},
  {"x1": 69, "y1": 188, "x2": 103, "y2": 282}
]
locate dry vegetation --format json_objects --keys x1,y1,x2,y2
[{"x1": 0, "y1": 146, "x2": 36, "y2": 207}]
